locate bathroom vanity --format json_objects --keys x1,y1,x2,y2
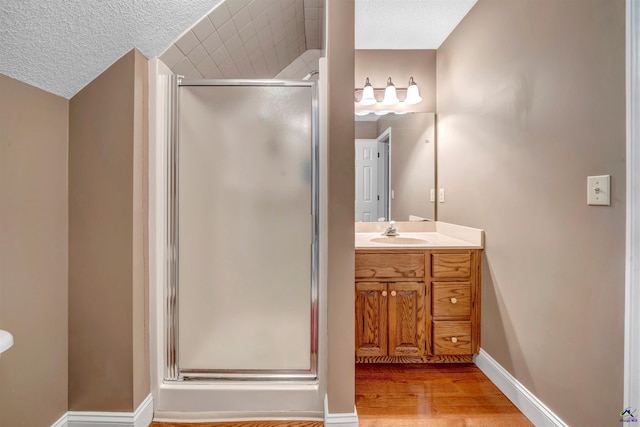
[{"x1": 355, "y1": 222, "x2": 483, "y2": 363}]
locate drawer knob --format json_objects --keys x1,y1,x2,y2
[
  {"x1": 382, "y1": 291, "x2": 388, "y2": 297},
  {"x1": 450, "y1": 297, "x2": 458, "y2": 304},
  {"x1": 391, "y1": 290, "x2": 397, "y2": 297},
  {"x1": 451, "y1": 337, "x2": 458, "y2": 343}
]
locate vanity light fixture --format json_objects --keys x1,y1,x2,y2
[
  {"x1": 381, "y1": 77, "x2": 399, "y2": 105},
  {"x1": 354, "y1": 76, "x2": 423, "y2": 110},
  {"x1": 404, "y1": 77, "x2": 423, "y2": 105},
  {"x1": 359, "y1": 77, "x2": 376, "y2": 105}
]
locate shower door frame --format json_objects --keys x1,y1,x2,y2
[{"x1": 164, "y1": 77, "x2": 320, "y2": 382}]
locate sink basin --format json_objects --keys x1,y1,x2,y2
[
  {"x1": 0, "y1": 330, "x2": 14, "y2": 356},
  {"x1": 370, "y1": 236, "x2": 429, "y2": 245}
]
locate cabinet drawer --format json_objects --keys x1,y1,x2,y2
[
  {"x1": 356, "y1": 252, "x2": 425, "y2": 279},
  {"x1": 433, "y1": 321, "x2": 472, "y2": 355},
  {"x1": 431, "y1": 253, "x2": 471, "y2": 278},
  {"x1": 432, "y1": 282, "x2": 471, "y2": 319}
]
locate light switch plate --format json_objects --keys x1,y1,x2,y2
[
  {"x1": 430, "y1": 189, "x2": 435, "y2": 202},
  {"x1": 587, "y1": 175, "x2": 611, "y2": 206},
  {"x1": 439, "y1": 188, "x2": 445, "y2": 203}
]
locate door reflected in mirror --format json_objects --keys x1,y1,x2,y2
[{"x1": 355, "y1": 113, "x2": 436, "y2": 222}]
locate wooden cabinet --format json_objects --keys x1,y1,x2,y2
[
  {"x1": 355, "y1": 281, "x2": 426, "y2": 357},
  {"x1": 356, "y1": 249, "x2": 481, "y2": 363}
]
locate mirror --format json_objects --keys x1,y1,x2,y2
[{"x1": 355, "y1": 112, "x2": 436, "y2": 222}]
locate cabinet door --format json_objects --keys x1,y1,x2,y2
[
  {"x1": 388, "y1": 282, "x2": 425, "y2": 357},
  {"x1": 355, "y1": 282, "x2": 388, "y2": 357}
]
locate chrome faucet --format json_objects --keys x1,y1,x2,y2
[{"x1": 382, "y1": 221, "x2": 398, "y2": 237}]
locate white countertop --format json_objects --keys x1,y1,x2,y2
[{"x1": 355, "y1": 221, "x2": 484, "y2": 250}]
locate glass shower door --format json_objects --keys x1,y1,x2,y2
[{"x1": 168, "y1": 81, "x2": 318, "y2": 380}]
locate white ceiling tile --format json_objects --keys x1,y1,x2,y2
[
  {"x1": 187, "y1": 44, "x2": 209, "y2": 66},
  {"x1": 235, "y1": 56, "x2": 255, "y2": 77},
  {"x1": 305, "y1": 0, "x2": 321, "y2": 8},
  {"x1": 218, "y1": 59, "x2": 241, "y2": 78},
  {"x1": 160, "y1": 44, "x2": 184, "y2": 69},
  {"x1": 272, "y1": 28, "x2": 286, "y2": 44},
  {"x1": 269, "y1": 16, "x2": 285, "y2": 34},
  {"x1": 192, "y1": 16, "x2": 216, "y2": 42},
  {"x1": 253, "y1": 60, "x2": 269, "y2": 77},
  {"x1": 174, "y1": 57, "x2": 196, "y2": 76},
  {"x1": 297, "y1": 20, "x2": 306, "y2": 34},
  {"x1": 238, "y1": 23, "x2": 257, "y2": 43},
  {"x1": 175, "y1": 31, "x2": 200, "y2": 55},
  {"x1": 217, "y1": 19, "x2": 238, "y2": 42},
  {"x1": 209, "y1": 3, "x2": 232, "y2": 28},
  {"x1": 226, "y1": 0, "x2": 251, "y2": 16},
  {"x1": 285, "y1": 19, "x2": 297, "y2": 34},
  {"x1": 305, "y1": 28, "x2": 318, "y2": 40},
  {"x1": 211, "y1": 44, "x2": 231, "y2": 63},
  {"x1": 247, "y1": 0, "x2": 268, "y2": 19},
  {"x1": 196, "y1": 57, "x2": 216, "y2": 75},
  {"x1": 230, "y1": 47, "x2": 249, "y2": 63},
  {"x1": 202, "y1": 32, "x2": 224, "y2": 55},
  {"x1": 264, "y1": 50, "x2": 279, "y2": 68},
  {"x1": 248, "y1": 46, "x2": 264, "y2": 63},
  {"x1": 186, "y1": 67, "x2": 204, "y2": 79},
  {"x1": 282, "y1": 4, "x2": 296, "y2": 23},
  {"x1": 266, "y1": 2, "x2": 281, "y2": 20},
  {"x1": 232, "y1": 8, "x2": 252, "y2": 31},
  {"x1": 252, "y1": 11, "x2": 271, "y2": 32},
  {"x1": 244, "y1": 36, "x2": 260, "y2": 54},
  {"x1": 225, "y1": 34, "x2": 244, "y2": 53},
  {"x1": 304, "y1": 7, "x2": 319, "y2": 20},
  {"x1": 204, "y1": 64, "x2": 225, "y2": 79}
]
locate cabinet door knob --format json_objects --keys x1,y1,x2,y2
[
  {"x1": 391, "y1": 290, "x2": 397, "y2": 297},
  {"x1": 450, "y1": 297, "x2": 457, "y2": 304},
  {"x1": 382, "y1": 291, "x2": 387, "y2": 297},
  {"x1": 451, "y1": 337, "x2": 458, "y2": 343}
]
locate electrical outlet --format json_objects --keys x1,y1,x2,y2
[
  {"x1": 587, "y1": 175, "x2": 610, "y2": 206},
  {"x1": 439, "y1": 188, "x2": 445, "y2": 203}
]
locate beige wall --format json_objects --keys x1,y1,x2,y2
[
  {"x1": 69, "y1": 49, "x2": 149, "y2": 411},
  {"x1": 355, "y1": 120, "x2": 377, "y2": 139},
  {"x1": 326, "y1": 0, "x2": 355, "y2": 415},
  {"x1": 0, "y1": 74, "x2": 69, "y2": 426},
  {"x1": 436, "y1": 1, "x2": 625, "y2": 425},
  {"x1": 355, "y1": 50, "x2": 437, "y2": 113}
]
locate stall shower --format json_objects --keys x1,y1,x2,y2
[{"x1": 163, "y1": 76, "x2": 319, "y2": 381}]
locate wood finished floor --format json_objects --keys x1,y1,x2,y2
[
  {"x1": 356, "y1": 363, "x2": 533, "y2": 426},
  {"x1": 150, "y1": 423, "x2": 322, "y2": 427},
  {"x1": 150, "y1": 363, "x2": 532, "y2": 427}
]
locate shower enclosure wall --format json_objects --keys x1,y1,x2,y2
[{"x1": 148, "y1": 58, "x2": 327, "y2": 418}]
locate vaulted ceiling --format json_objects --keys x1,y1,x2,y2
[{"x1": 0, "y1": 0, "x2": 475, "y2": 99}]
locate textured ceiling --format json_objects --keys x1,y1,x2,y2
[
  {"x1": 355, "y1": 0, "x2": 477, "y2": 49},
  {"x1": 0, "y1": 0, "x2": 223, "y2": 98},
  {"x1": 1, "y1": 0, "x2": 473, "y2": 99}
]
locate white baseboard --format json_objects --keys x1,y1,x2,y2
[
  {"x1": 323, "y1": 395, "x2": 358, "y2": 426},
  {"x1": 51, "y1": 413, "x2": 68, "y2": 427},
  {"x1": 51, "y1": 394, "x2": 153, "y2": 427},
  {"x1": 475, "y1": 349, "x2": 568, "y2": 427}
]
